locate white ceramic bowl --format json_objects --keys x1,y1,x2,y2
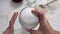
[{"x1": 19, "y1": 7, "x2": 39, "y2": 29}]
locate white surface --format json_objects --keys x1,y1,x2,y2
[
  {"x1": 14, "y1": 28, "x2": 30, "y2": 34},
  {"x1": 0, "y1": 0, "x2": 60, "y2": 34},
  {"x1": 0, "y1": 0, "x2": 26, "y2": 34}
]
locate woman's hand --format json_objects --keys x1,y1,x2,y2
[
  {"x1": 27, "y1": 10, "x2": 60, "y2": 34},
  {"x1": 3, "y1": 12, "x2": 18, "y2": 34},
  {"x1": 2, "y1": 10, "x2": 60, "y2": 34}
]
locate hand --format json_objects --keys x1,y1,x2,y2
[
  {"x1": 27, "y1": 10, "x2": 60, "y2": 34},
  {"x1": 3, "y1": 12, "x2": 18, "y2": 34}
]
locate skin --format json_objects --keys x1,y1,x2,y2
[
  {"x1": 3, "y1": 12, "x2": 18, "y2": 34},
  {"x1": 3, "y1": 10, "x2": 60, "y2": 34}
]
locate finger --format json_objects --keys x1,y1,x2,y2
[
  {"x1": 27, "y1": 30, "x2": 41, "y2": 34},
  {"x1": 2, "y1": 12, "x2": 18, "y2": 34},
  {"x1": 9, "y1": 12, "x2": 18, "y2": 26},
  {"x1": 26, "y1": 29, "x2": 34, "y2": 34},
  {"x1": 32, "y1": 10, "x2": 45, "y2": 20},
  {"x1": 32, "y1": 10, "x2": 44, "y2": 16}
]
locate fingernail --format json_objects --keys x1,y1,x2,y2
[
  {"x1": 14, "y1": 12, "x2": 18, "y2": 14},
  {"x1": 32, "y1": 10, "x2": 35, "y2": 13},
  {"x1": 16, "y1": 12, "x2": 18, "y2": 14}
]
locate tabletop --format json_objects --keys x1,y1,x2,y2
[{"x1": 0, "y1": 0, "x2": 60, "y2": 34}]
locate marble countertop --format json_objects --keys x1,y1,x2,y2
[{"x1": 0, "y1": 0, "x2": 60, "y2": 34}]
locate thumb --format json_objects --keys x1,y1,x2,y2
[
  {"x1": 32, "y1": 10, "x2": 45, "y2": 22},
  {"x1": 32, "y1": 10, "x2": 44, "y2": 16},
  {"x1": 9, "y1": 12, "x2": 18, "y2": 26},
  {"x1": 26, "y1": 29, "x2": 42, "y2": 34},
  {"x1": 3, "y1": 12, "x2": 18, "y2": 34}
]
